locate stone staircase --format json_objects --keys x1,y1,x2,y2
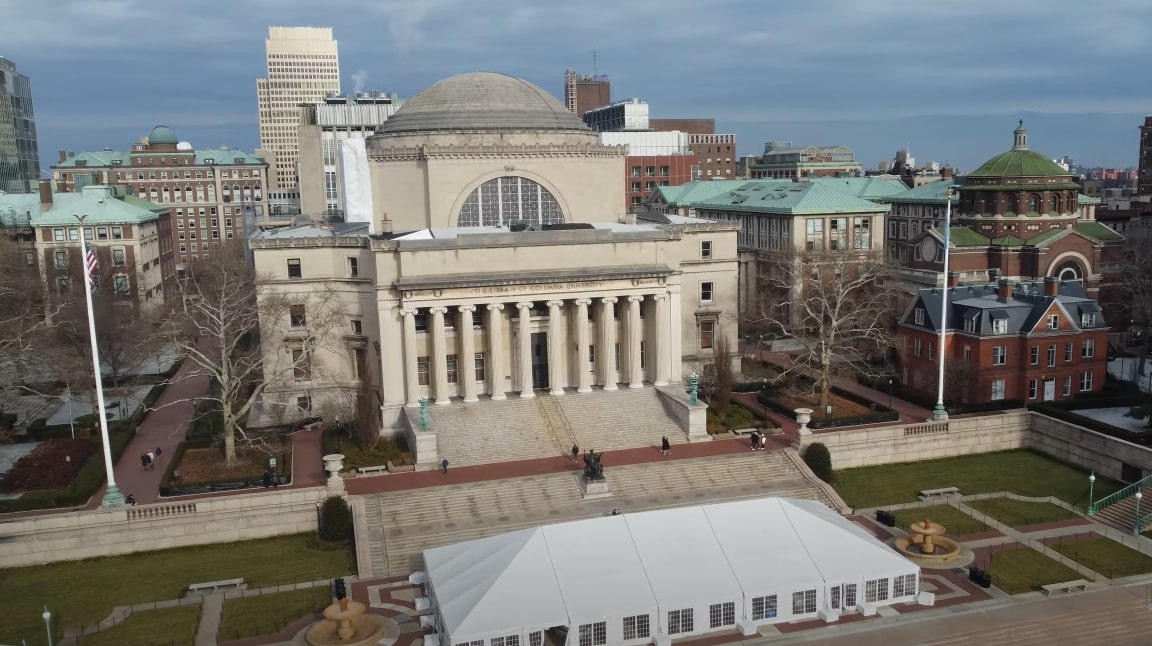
[
  {"x1": 537, "y1": 395, "x2": 578, "y2": 455},
  {"x1": 361, "y1": 451, "x2": 828, "y2": 576},
  {"x1": 427, "y1": 396, "x2": 557, "y2": 467},
  {"x1": 1091, "y1": 495, "x2": 1151, "y2": 534},
  {"x1": 557, "y1": 387, "x2": 686, "y2": 452}
]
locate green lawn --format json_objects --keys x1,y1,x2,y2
[
  {"x1": 1049, "y1": 537, "x2": 1152, "y2": 579},
  {"x1": 984, "y1": 547, "x2": 1084, "y2": 594},
  {"x1": 218, "y1": 587, "x2": 331, "y2": 642},
  {"x1": 78, "y1": 605, "x2": 200, "y2": 646},
  {"x1": 834, "y1": 450, "x2": 1122, "y2": 508},
  {"x1": 892, "y1": 504, "x2": 990, "y2": 537},
  {"x1": 967, "y1": 498, "x2": 1079, "y2": 528},
  {"x1": 0, "y1": 534, "x2": 351, "y2": 645}
]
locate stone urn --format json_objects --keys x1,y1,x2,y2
[
  {"x1": 795, "y1": 408, "x2": 814, "y2": 435},
  {"x1": 323, "y1": 454, "x2": 346, "y2": 478}
]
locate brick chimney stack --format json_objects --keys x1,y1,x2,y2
[
  {"x1": 1043, "y1": 276, "x2": 1060, "y2": 297},
  {"x1": 997, "y1": 279, "x2": 1011, "y2": 302},
  {"x1": 38, "y1": 179, "x2": 53, "y2": 209},
  {"x1": 946, "y1": 271, "x2": 960, "y2": 288}
]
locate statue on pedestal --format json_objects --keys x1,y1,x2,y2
[{"x1": 582, "y1": 450, "x2": 605, "y2": 482}]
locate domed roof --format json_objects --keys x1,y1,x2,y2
[
  {"x1": 378, "y1": 72, "x2": 589, "y2": 135},
  {"x1": 967, "y1": 121, "x2": 1069, "y2": 178},
  {"x1": 148, "y1": 125, "x2": 178, "y2": 145}
]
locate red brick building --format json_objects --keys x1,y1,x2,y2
[
  {"x1": 625, "y1": 155, "x2": 698, "y2": 211},
  {"x1": 897, "y1": 275, "x2": 1109, "y2": 406}
]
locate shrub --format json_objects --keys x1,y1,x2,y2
[
  {"x1": 319, "y1": 496, "x2": 352, "y2": 542},
  {"x1": 803, "y1": 442, "x2": 835, "y2": 484}
]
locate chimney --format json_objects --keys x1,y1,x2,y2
[
  {"x1": 941, "y1": 167, "x2": 954, "y2": 179},
  {"x1": 997, "y1": 279, "x2": 1011, "y2": 303},
  {"x1": 38, "y1": 179, "x2": 53, "y2": 209},
  {"x1": 625, "y1": 213, "x2": 637, "y2": 225},
  {"x1": 1043, "y1": 276, "x2": 1060, "y2": 297},
  {"x1": 379, "y1": 213, "x2": 393, "y2": 234},
  {"x1": 946, "y1": 271, "x2": 960, "y2": 288},
  {"x1": 59, "y1": 150, "x2": 67, "y2": 163}
]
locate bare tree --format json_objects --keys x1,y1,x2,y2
[
  {"x1": 709, "y1": 332, "x2": 735, "y2": 416},
  {"x1": 944, "y1": 358, "x2": 978, "y2": 406},
  {"x1": 1117, "y1": 228, "x2": 1152, "y2": 368},
  {"x1": 0, "y1": 236, "x2": 56, "y2": 382},
  {"x1": 162, "y1": 248, "x2": 347, "y2": 465},
  {"x1": 353, "y1": 377, "x2": 381, "y2": 450},
  {"x1": 749, "y1": 247, "x2": 897, "y2": 411}
]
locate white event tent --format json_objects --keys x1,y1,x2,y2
[{"x1": 422, "y1": 497, "x2": 920, "y2": 646}]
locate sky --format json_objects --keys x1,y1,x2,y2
[{"x1": 4, "y1": 0, "x2": 1152, "y2": 175}]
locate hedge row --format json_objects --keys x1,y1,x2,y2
[
  {"x1": 756, "y1": 385, "x2": 899, "y2": 430},
  {"x1": 0, "y1": 425, "x2": 136, "y2": 513}
]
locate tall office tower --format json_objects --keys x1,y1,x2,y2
[
  {"x1": 0, "y1": 57, "x2": 40, "y2": 193},
  {"x1": 1139, "y1": 116, "x2": 1152, "y2": 196},
  {"x1": 256, "y1": 27, "x2": 341, "y2": 194},
  {"x1": 564, "y1": 68, "x2": 610, "y2": 117}
]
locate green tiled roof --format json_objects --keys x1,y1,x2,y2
[
  {"x1": 806, "y1": 176, "x2": 908, "y2": 200},
  {"x1": 650, "y1": 180, "x2": 781, "y2": 206},
  {"x1": 55, "y1": 146, "x2": 266, "y2": 168},
  {"x1": 32, "y1": 186, "x2": 162, "y2": 226},
  {"x1": 884, "y1": 179, "x2": 960, "y2": 205},
  {"x1": 1075, "y1": 220, "x2": 1123, "y2": 242},
  {"x1": 933, "y1": 226, "x2": 989, "y2": 248},
  {"x1": 960, "y1": 182, "x2": 1082, "y2": 191},
  {"x1": 990, "y1": 235, "x2": 1026, "y2": 246},
  {"x1": 0, "y1": 192, "x2": 40, "y2": 228},
  {"x1": 54, "y1": 150, "x2": 130, "y2": 168},
  {"x1": 696, "y1": 181, "x2": 889, "y2": 215},
  {"x1": 1024, "y1": 228, "x2": 1067, "y2": 246},
  {"x1": 968, "y1": 149, "x2": 1070, "y2": 178},
  {"x1": 1078, "y1": 194, "x2": 1100, "y2": 205}
]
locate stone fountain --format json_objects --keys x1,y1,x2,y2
[
  {"x1": 305, "y1": 597, "x2": 395, "y2": 646},
  {"x1": 893, "y1": 517, "x2": 973, "y2": 569}
]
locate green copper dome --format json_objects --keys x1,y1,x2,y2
[
  {"x1": 967, "y1": 121, "x2": 1069, "y2": 178},
  {"x1": 148, "y1": 125, "x2": 178, "y2": 145}
]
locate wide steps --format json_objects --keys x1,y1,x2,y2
[
  {"x1": 558, "y1": 387, "x2": 686, "y2": 452},
  {"x1": 1092, "y1": 496, "x2": 1149, "y2": 533}
]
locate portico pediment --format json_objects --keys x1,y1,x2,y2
[{"x1": 394, "y1": 264, "x2": 673, "y2": 302}]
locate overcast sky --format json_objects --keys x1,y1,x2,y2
[{"x1": 4, "y1": 0, "x2": 1152, "y2": 175}]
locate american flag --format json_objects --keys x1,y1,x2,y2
[{"x1": 84, "y1": 243, "x2": 100, "y2": 292}]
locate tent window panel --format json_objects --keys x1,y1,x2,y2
[
  {"x1": 865, "y1": 578, "x2": 890, "y2": 603},
  {"x1": 751, "y1": 595, "x2": 777, "y2": 620},
  {"x1": 622, "y1": 614, "x2": 650, "y2": 640},
  {"x1": 578, "y1": 621, "x2": 606, "y2": 646},
  {"x1": 667, "y1": 608, "x2": 693, "y2": 635},
  {"x1": 528, "y1": 633, "x2": 542, "y2": 646},
  {"x1": 893, "y1": 573, "x2": 918, "y2": 597},
  {"x1": 792, "y1": 589, "x2": 816, "y2": 615},
  {"x1": 491, "y1": 636, "x2": 519, "y2": 646},
  {"x1": 708, "y1": 602, "x2": 735, "y2": 628},
  {"x1": 844, "y1": 583, "x2": 857, "y2": 608},
  {"x1": 466, "y1": 642, "x2": 484, "y2": 646}
]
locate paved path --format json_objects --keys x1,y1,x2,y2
[
  {"x1": 195, "y1": 592, "x2": 224, "y2": 646},
  {"x1": 288, "y1": 425, "x2": 326, "y2": 489}
]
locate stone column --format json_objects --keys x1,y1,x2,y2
[
  {"x1": 429, "y1": 306, "x2": 450, "y2": 405},
  {"x1": 457, "y1": 305, "x2": 478, "y2": 403},
  {"x1": 516, "y1": 302, "x2": 535, "y2": 398},
  {"x1": 668, "y1": 285, "x2": 683, "y2": 383},
  {"x1": 574, "y1": 298, "x2": 593, "y2": 393},
  {"x1": 653, "y1": 294, "x2": 670, "y2": 386},
  {"x1": 486, "y1": 303, "x2": 506, "y2": 400},
  {"x1": 547, "y1": 300, "x2": 565, "y2": 396},
  {"x1": 599, "y1": 297, "x2": 618, "y2": 391},
  {"x1": 401, "y1": 309, "x2": 420, "y2": 405},
  {"x1": 627, "y1": 295, "x2": 644, "y2": 388}
]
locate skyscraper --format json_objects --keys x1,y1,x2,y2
[
  {"x1": 256, "y1": 27, "x2": 341, "y2": 194},
  {"x1": 0, "y1": 56, "x2": 40, "y2": 194},
  {"x1": 564, "y1": 68, "x2": 610, "y2": 117}
]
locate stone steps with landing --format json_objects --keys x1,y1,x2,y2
[
  {"x1": 556, "y1": 387, "x2": 687, "y2": 452},
  {"x1": 1091, "y1": 496, "x2": 1148, "y2": 534},
  {"x1": 428, "y1": 396, "x2": 556, "y2": 467},
  {"x1": 537, "y1": 395, "x2": 578, "y2": 455}
]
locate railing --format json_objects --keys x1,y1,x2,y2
[
  {"x1": 904, "y1": 422, "x2": 948, "y2": 436},
  {"x1": 1088, "y1": 474, "x2": 1152, "y2": 515},
  {"x1": 127, "y1": 502, "x2": 197, "y2": 521}
]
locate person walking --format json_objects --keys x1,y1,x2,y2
[
  {"x1": 660, "y1": 436, "x2": 671, "y2": 456},
  {"x1": 140, "y1": 453, "x2": 148, "y2": 470},
  {"x1": 571, "y1": 444, "x2": 580, "y2": 463},
  {"x1": 145, "y1": 451, "x2": 156, "y2": 469},
  {"x1": 263, "y1": 468, "x2": 274, "y2": 488},
  {"x1": 441, "y1": 458, "x2": 450, "y2": 474},
  {"x1": 154, "y1": 446, "x2": 163, "y2": 464}
]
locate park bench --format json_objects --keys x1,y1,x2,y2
[
  {"x1": 918, "y1": 487, "x2": 960, "y2": 501},
  {"x1": 357, "y1": 464, "x2": 389, "y2": 475},
  {"x1": 1041, "y1": 579, "x2": 1088, "y2": 596},
  {"x1": 188, "y1": 578, "x2": 245, "y2": 593}
]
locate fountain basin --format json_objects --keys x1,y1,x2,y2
[{"x1": 305, "y1": 600, "x2": 396, "y2": 646}]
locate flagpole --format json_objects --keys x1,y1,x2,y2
[
  {"x1": 931, "y1": 188, "x2": 955, "y2": 422},
  {"x1": 75, "y1": 215, "x2": 125, "y2": 508}
]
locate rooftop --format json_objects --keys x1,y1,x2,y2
[
  {"x1": 907, "y1": 279, "x2": 1105, "y2": 335},
  {"x1": 54, "y1": 145, "x2": 267, "y2": 169},
  {"x1": 695, "y1": 181, "x2": 889, "y2": 215},
  {"x1": 33, "y1": 186, "x2": 165, "y2": 226}
]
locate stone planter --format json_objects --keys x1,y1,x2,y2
[
  {"x1": 386, "y1": 460, "x2": 416, "y2": 473},
  {"x1": 322, "y1": 454, "x2": 345, "y2": 475},
  {"x1": 795, "y1": 408, "x2": 813, "y2": 435}
]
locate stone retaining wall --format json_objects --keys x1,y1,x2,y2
[{"x1": 1028, "y1": 412, "x2": 1152, "y2": 481}]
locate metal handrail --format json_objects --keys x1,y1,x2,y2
[{"x1": 1089, "y1": 475, "x2": 1152, "y2": 515}]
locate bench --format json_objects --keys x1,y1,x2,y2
[
  {"x1": 918, "y1": 487, "x2": 960, "y2": 500},
  {"x1": 1041, "y1": 579, "x2": 1088, "y2": 596},
  {"x1": 357, "y1": 465, "x2": 389, "y2": 475},
  {"x1": 188, "y1": 578, "x2": 245, "y2": 593}
]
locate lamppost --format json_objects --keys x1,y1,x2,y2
[
  {"x1": 1087, "y1": 472, "x2": 1096, "y2": 515},
  {"x1": 42, "y1": 606, "x2": 53, "y2": 646},
  {"x1": 931, "y1": 187, "x2": 955, "y2": 422},
  {"x1": 1135, "y1": 490, "x2": 1144, "y2": 536},
  {"x1": 888, "y1": 378, "x2": 893, "y2": 411}
]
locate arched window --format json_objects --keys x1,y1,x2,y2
[
  {"x1": 1054, "y1": 260, "x2": 1082, "y2": 281},
  {"x1": 457, "y1": 176, "x2": 565, "y2": 227},
  {"x1": 1028, "y1": 195, "x2": 1039, "y2": 213},
  {"x1": 1050, "y1": 195, "x2": 1059, "y2": 213}
]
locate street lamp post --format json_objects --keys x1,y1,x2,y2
[
  {"x1": 42, "y1": 606, "x2": 53, "y2": 646},
  {"x1": 888, "y1": 378, "x2": 893, "y2": 410},
  {"x1": 1087, "y1": 472, "x2": 1096, "y2": 515},
  {"x1": 1135, "y1": 491, "x2": 1144, "y2": 536},
  {"x1": 931, "y1": 188, "x2": 955, "y2": 422}
]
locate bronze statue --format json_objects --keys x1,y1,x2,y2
[{"x1": 583, "y1": 450, "x2": 605, "y2": 482}]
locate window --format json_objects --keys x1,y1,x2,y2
[
  {"x1": 528, "y1": 633, "x2": 542, "y2": 646},
  {"x1": 700, "y1": 240, "x2": 713, "y2": 259},
  {"x1": 111, "y1": 226, "x2": 123, "y2": 240},
  {"x1": 68, "y1": 228, "x2": 79, "y2": 241},
  {"x1": 1030, "y1": 346, "x2": 1039, "y2": 365},
  {"x1": 296, "y1": 396, "x2": 311, "y2": 411},
  {"x1": 290, "y1": 304, "x2": 306, "y2": 327},
  {"x1": 914, "y1": 308, "x2": 925, "y2": 325},
  {"x1": 1028, "y1": 379, "x2": 1038, "y2": 400},
  {"x1": 645, "y1": 166, "x2": 655, "y2": 176},
  {"x1": 1081, "y1": 312, "x2": 1096, "y2": 327},
  {"x1": 291, "y1": 349, "x2": 311, "y2": 381},
  {"x1": 865, "y1": 578, "x2": 890, "y2": 603},
  {"x1": 491, "y1": 636, "x2": 520, "y2": 646},
  {"x1": 1063, "y1": 375, "x2": 1072, "y2": 396},
  {"x1": 446, "y1": 355, "x2": 458, "y2": 384},
  {"x1": 622, "y1": 614, "x2": 650, "y2": 640},
  {"x1": 992, "y1": 319, "x2": 1008, "y2": 334},
  {"x1": 992, "y1": 346, "x2": 1006, "y2": 365},
  {"x1": 111, "y1": 248, "x2": 125, "y2": 267},
  {"x1": 96, "y1": 227, "x2": 108, "y2": 240},
  {"x1": 53, "y1": 228, "x2": 64, "y2": 241},
  {"x1": 1047, "y1": 314, "x2": 1059, "y2": 330},
  {"x1": 751, "y1": 595, "x2": 778, "y2": 620},
  {"x1": 577, "y1": 622, "x2": 605, "y2": 646},
  {"x1": 414, "y1": 312, "x2": 428, "y2": 332},
  {"x1": 353, "y1": 348, "x2": 367, "y2": 380},
  {"x1": 54, "y1": 250, "x2": 69, "y2": 269},
  {"x1": 417, "y1": 357, "x2": 430, "y2": 385},
  {"x1": 964, "y1": 345, "x2": 971, "y2": 361},
  {"x1": 792, "y1": 589, "x2": 817, "y2": 615},
  {"x1": 963, "y1": 316, "x2": 976, "y2": 334},
  {"x1": 456, "y1": 176, "x2": 564, "y2": 227},
  {"x1": 805, "y1": 219, "x2": 824, "y2": 251},
  {"x1": 24, "y1": 251, "x2": 33, "y2": 266},
  {"x1": 474, "y1": 353, "x2": 486, "y2": 381},
  {"x1": 287, "y1": 258, "x2": 301, "y2": 279},
  {"x1": 1065, "y1": 343, "x2": 1073, "y2": 362},
  {"x1": 991, "y1": 379, "x2": 1006, "y2": 400},
  {"x1": 928, "y1": 343, "x2": 935, "y2": 360},
  {"x1": 83, "y1": 227, "x2": 93, "y2": 241},
  {"x1": 709, "y1": 602, "x2": 735, "y2": 629},
  {"x1": 351, "y1": 319, "x2": 363, "y2": 335},
  {"x1": 1080, "y1": 371, "x2": 1094, "y2": 391},
  {"x1": 630, "y1": 165, "x2": 641, "y2": 177},
  {"x1": 893, "y1": 573, "x2": 918, "y2": 597},
  {"x1": 699, "y1": 321, "x2": 715, "y2": 349},
  {"x1": 844, "y1": 583, "x2": 858, "y2": 608},
  {"x1": 1082, "y1": 338, "x2": 1095, "y2": 358},
  {"x1": 914, "y1": 338, "x2": 922, "y2": 357},
  {"x1": 348, "y1": 257, "x2": 359, "y2": 277},
  {"x1": 700, "y1": 281, "x2": 714, "y2": 303},
  {"x1": 667, "y1": 608, "x2": 693, "y2": 635},
  {"x1": 1048, "y1": 345, "x2": 1057, "y2": 368}
]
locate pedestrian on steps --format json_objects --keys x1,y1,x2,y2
[
  {"x1": 441, "y1": 458, "x2": 450, "y2": 474},
  {"x1": 571, "y1": 444, "x2": 580, "y2": 463},
  {"x1": 660, "y1": 436, "x2": 671, "y2": 456}
]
